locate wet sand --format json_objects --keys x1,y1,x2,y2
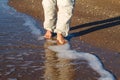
[
  {"x1": 9, "y1": 0, "x2": 120, "y2": 52},
  {"x1": 0, "y1": 0, "x2": 119, "y2": 80}
]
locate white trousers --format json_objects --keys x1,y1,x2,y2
[{"x1": 42, "y1": 0, "x2": 75, "y2": 37}]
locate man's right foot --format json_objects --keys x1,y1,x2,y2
[{"x1": 44, "y1": 30, "x2": 52, "y2": 39}]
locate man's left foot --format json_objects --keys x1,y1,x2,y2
[{"x1": 57, "y1": 33, "x2": 67, "y2": 45}]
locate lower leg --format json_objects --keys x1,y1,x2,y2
[
  {"x1": 42, "y1": 0, "x2": 57, "y2": 39},
  {"x1": 55, "y1": 0, "x2": 75, "y2": 38}
]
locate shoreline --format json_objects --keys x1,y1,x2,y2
[
  {"x1": 8, "y1": 0, "x2": 120, "y2": 52},
  {"x1": 1, "y1": 0, "x2": 119, "y2": 80}
]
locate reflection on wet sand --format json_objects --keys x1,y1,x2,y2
[
  {"x1": 43, "y1": 39, "x2": 116, "y2": 80},
  {"x1": 44, "y1": 40, "x2": 75, "y2": 80}
]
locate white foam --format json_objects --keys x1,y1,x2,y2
[
  {"x1": 48, "y1": 43, "x2": 115, "y2": 80},
  {"x1": 23, "y1": 16, "x2": 42, "y2": 36},
  {"x1": 38, "y1": 36, "x2": 45, "y2": 40}
]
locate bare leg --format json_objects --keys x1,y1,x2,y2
[
  {"x1": 57, "y1": 33, "x2": 67, "y2": 44},
  {"x1": 44, "y1": 30, "x2": 52, "y2": 39}
]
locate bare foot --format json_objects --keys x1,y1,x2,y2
[
  {"x1": 57, "y1": 33, "x2": 67, "y2": 45},
  {"x1": 44, "y1": 30, "x2": 52, "y2": 39}
]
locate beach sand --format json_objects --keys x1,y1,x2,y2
[
  {"x1": 5, "y1": 0, "x2": 120, "y2": 80},
  {"x1": 9, "y1": 0, "x2": 120, "y2": 52}
]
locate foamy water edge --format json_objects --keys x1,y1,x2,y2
[
  {"x1": 1, "y1": 0, "x2": 44, "y2": 40},
  {"x1": 48, "y1": 41, "x2": 115, "y2": 80}
]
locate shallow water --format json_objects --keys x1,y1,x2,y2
[{"x1": 0, "y1": 0, "x2": 119, "y2": 80}]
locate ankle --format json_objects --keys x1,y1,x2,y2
[
  {"x1": 47, "y1": 30, "x2": 52, "y2": 33},
  {"x1": 57, "y1": 33, "x2": 63, "y2": 38}
]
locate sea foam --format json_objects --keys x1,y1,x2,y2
[{"x1": 48, "y1": 43, "x2": 115, "y2": 80}]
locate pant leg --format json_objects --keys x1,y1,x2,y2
[
  {"x1": 54, "y1": 0, "x2": 75, "y2": 37},
  {"x1": 42, "y1": 0, "x2": 57, "y2": 32}
]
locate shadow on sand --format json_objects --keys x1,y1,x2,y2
[{"x1": 67, "y1": 16, "x2": 120, "y2": 40}]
